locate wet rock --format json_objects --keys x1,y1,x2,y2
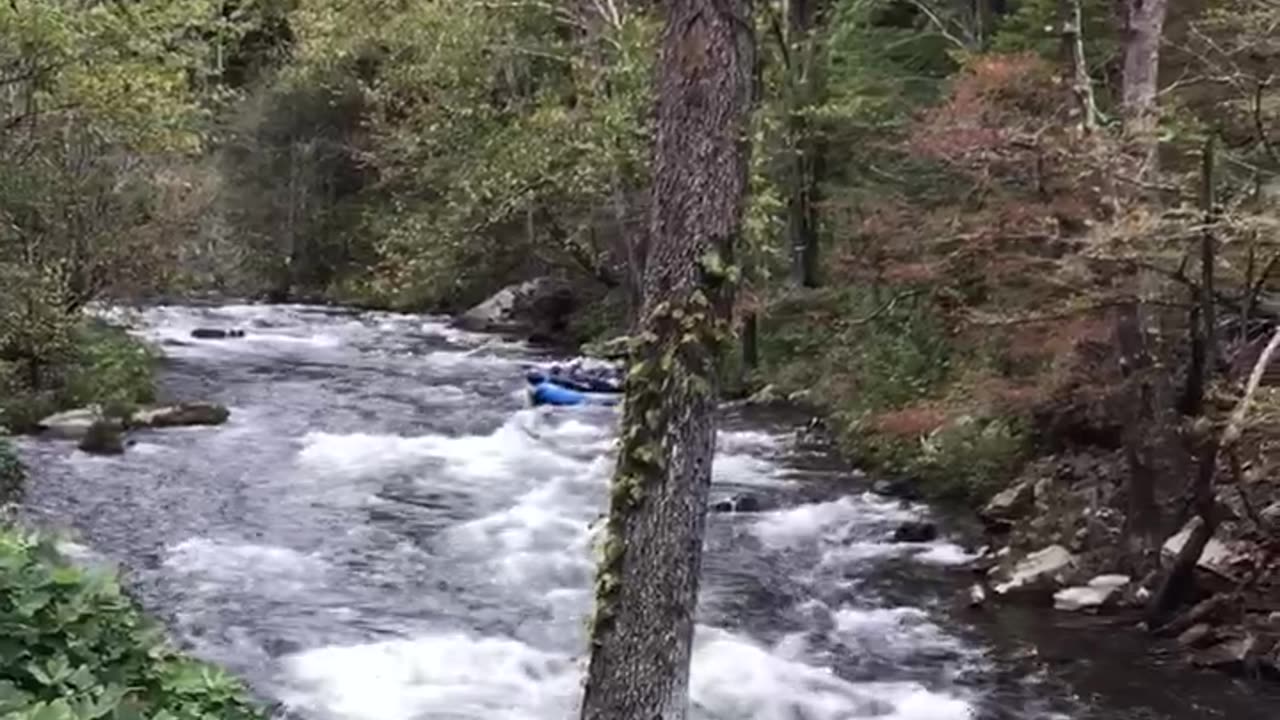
[
  {"x1": 980, "y1": 479, "x2": 1035, "y2": 531},
  {"x1": 78, "y1": 420, "x2": 124, "y2": 455},
  {"x1": 1178, "y1": 623, "x2": 1218, "y2": 649},
  {"x1": 711, "y1": 493, "x2": 767, "y2": 514},
  {"x1": 744, "y1": 384, "x2": 781, "y2": 406},
  {"x1": 38, "y1": 407, "x2": 120, "y2": 440},
  {"x1": 190, "y1": 328, "x2": 245, "y2": 339},
  {"x1": 990, "y1": 545, "x2": 1077, "y2": 597},
  {"x1": 131, "y1": 402, "x2": 230, "y2": 428},
  {"x1": 891, "y1": 521, "x2": 939, "y2": 543},
  {"x1": 1191, "y1": 633, "x2": 1272, "y2": 676},
  {"x1": 586, "y1": 335, "x2": 631, "y2": 360},
  {"x1": 456, "y1": 278, "x2": 575, "y2": 340},
  {"x1": 967, "y1": 584, "x2": 987, "y2": 609},
  {"x1": 1158, "y1": 594, "x2": 1235, "y2": 637},
  {"x1": 871, "y1": 477, "x2": 921, "y2": 501},
  {"x1": 1053, "y1": 574, "x2": 1130, "y2": 612},
  {"x1": 1261, "y1": 502, "x2": 1280, "y2": 526}
]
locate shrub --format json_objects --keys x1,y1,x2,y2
[
  {"x1": 61, "y1": 323, "x2": 157, "y2": 415},
  {"x1": 0, "y1": 529, "x2": 265, "y2": 720}
]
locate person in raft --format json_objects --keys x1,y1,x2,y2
[{"x1": 526, "y1": 370, "x2": 619, "y2": 407}]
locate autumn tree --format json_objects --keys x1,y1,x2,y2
[{"x1": 580, "y1": 1, "x2": 755, "y2": 718}]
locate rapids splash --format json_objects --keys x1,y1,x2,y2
[{"x1": 15, "y1": 304, "x2": 1280, "y2": 720}]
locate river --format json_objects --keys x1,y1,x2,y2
[{"x1": 15, "y1": 304, "x2": 1280, "y2": 719}]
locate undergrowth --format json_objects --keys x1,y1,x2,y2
[
  {"x1": 0, "y1": 529, "x2": 265, "y2": 720},
  {"x1": 1, "y1": 323, "x2": 156, "y2": 433},
  {"x1": 758, "y1": 285, "x2": 1029, "y2": 504}
]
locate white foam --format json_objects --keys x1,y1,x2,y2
[
  {"x1": 164, "y1": 538, "x2": 327, "y2": 593},
  {"x1": 754, "y1": 495, "x2": 918, "y2": 548},
  {"x1": 913, "y1": 543, "x2": 978, "y2": 566},
  {"x1": 690, "y1": 627, "x2": 973, "y2": 720},
  {"x1": 279, "y1": 633, "x2": 579, "y2": 720}
]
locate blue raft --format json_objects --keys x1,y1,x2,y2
[{"x1": 526, "y1": 371, "x2": 619, "y2": 407}]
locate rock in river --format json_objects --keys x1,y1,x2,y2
[
  {"x1": 892, "y1": 521, "x2": 939, "y2": 543},
  {"x1": 191, "y1": 328, "x2": 245, "y2": 339},
  {"x1": 78, "y1": 420, "x2": 125, "y2": 455},
  {"x1": 711, "y1": 493, "x2": 767, "y2": 514},
  {"x1": 131, "y1": 402, "x2": 230, "y2": 428},
  {"x1": 38, "y1": 407, "x2": 119, "y2": 440},
  {"x1": 455, "y1": 277, "x2": 575, "y2": 341}
]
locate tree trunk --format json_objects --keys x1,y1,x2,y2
[
  {"x1": 1115, "y1": 302, "x2": 1161, "y2": 560},
  {"x1": 1120, "y1": 0, "x2": 1169, "y2": 168},
  {"x1": 579, "y1": 1, "x2": 755, "y2": 718},
  {"x1": 1060, "y1": 0, "x2": 1098, "y2": 133},
  {"x1": 786, "y1": 0, "x2": 822, "y2": 288}
]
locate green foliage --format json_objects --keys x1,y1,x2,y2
[
  {"x1": 992, "y1": 0, "x2": 1120, "y2": 74},
  {"x1": 61, "y1": 326, "x2": 156, "y2": 416},
  {"x1": 0, "y1": 530, "x2": 264, "y2": 720},
  {"x1": 854, "y1": 416, "x2": 1028, "y2": 503},
  {"x1": 761, "y1": 286, "x2": 952, "y2": 414},
  {"x1": 0, "y1": 322, "x2": 154, "y2": 432}
]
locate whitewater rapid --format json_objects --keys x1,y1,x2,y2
[{"x1": 18, "y1": 304, "x2": 1279, "y2": 720}]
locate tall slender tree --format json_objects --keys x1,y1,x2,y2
[
  {"x1": 1119, "y1": 0, "x2": 1169, "y2": 169},
  {"x1": 579, "y1": 0, "x2": 755, "y2": 718}
]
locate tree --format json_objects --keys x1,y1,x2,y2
[
  {"x1": 579, "y1": 0, "x2": 755, "y2": 718},
  {"x1": 1119, "y1": 0, "x2": 1169, "y2": 166}
]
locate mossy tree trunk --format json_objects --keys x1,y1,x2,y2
[{"x1": 579, "y1": 1, "x2": 754, "y2": 719}]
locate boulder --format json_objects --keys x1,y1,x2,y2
[
  {"x1": 1161, "y1": 519, "x2": 1240, "y2": 579},
  {"x1": 78, "y1": 420, "x2": 124, "y2": 455},
  {"x1": 1178, "y1": 623, "x2": 1218, "y2": 649},
  {"x1": 990, "y1": 545, "x2": 1077, "y2": 596},
  {"x1": 38, "y1": 407, "x2": 119, "y2": 440},
  {"x1": 980, "y1": 479, "x2": 1035, "y2": 531},
  {"x1": 190, "y1": 328, "x2": 245, "y2": 340},
  {"x1": 892, "y1": 521, "x2": 939, "y2": 543},
  {"x1": 130, "y1": 402, "x2": 230, "y2": 428},
  {"x1": 456, "y1": 278, "x2": 575, "y2": 339},
  {"x1": 1053, "y1": 574, "x2": 1131, "y2": 612}
]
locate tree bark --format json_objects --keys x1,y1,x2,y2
[
  {"x1": 1120, "y1": 0, "x2": 1169, "y2": 168},
  {"x1": 579, "y1": 1, "x2": 754, "y2": 719}
]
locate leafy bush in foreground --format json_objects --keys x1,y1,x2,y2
[{"x1": 0, "y1": 530, "x2": 264, "y2": 720}]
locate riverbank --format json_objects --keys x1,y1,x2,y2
[{"x1": 744, "y1": 285, "x2": 1280, "y2": 688}]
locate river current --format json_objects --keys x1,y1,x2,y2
[{"x1": 15, "y1": 304, "x2": 1280, "y2": 720}]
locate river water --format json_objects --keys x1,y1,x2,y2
[{"x1": 14, "y1": 304, "x2": 1280, "y2": 720}]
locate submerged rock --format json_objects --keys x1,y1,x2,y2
[
  {"x1": 980, "y1": 479, "x2": 1035, "y2": 531},
  {"x1": 990, "y1": 545, "x2": 1076, "y2": 596},
  {"x1": 131, "y1": 402, "x2": 230, "y2": 428},
  {"x1": 191, "y1": 328, "x2": 245, "y2": 339},
  {"x1": 1053, "y1": 574, "x2": 1130, "y2": 612},
  {"x1": 892, "y1": 521, "x2": 939, "y2": 543},
  {"x1": 967, "y1": 583, "x2": 987, "y2": 609},
  {"x1": 78, "y1": 420, "x2": 125, "y2": 455}
]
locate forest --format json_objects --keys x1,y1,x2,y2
[{"x1": 2, "y1": 0, "x2": 1280, "y2": 718}]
